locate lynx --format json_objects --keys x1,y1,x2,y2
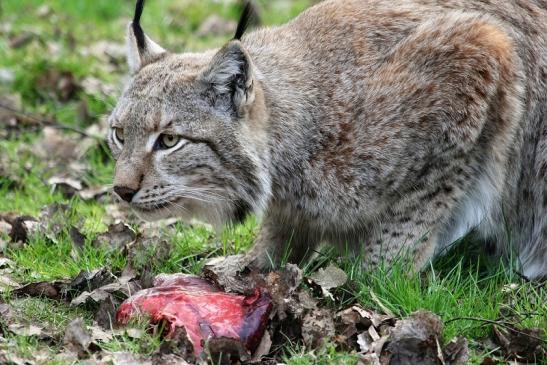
[{"x1": 108, "y1": 0, "x2": 546, "y2": 279}]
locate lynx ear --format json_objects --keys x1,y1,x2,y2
[
  {"x1": 127, "y1": 0, "x2": 166, "y2": 73},
  {"x1": 200, "y1": 41, "x2": 255, "y2": 112}
]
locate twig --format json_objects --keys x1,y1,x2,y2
[
  {"x1": 0, "y1": 102, "x2": 105, "y2": 140},
  {"x1": 446, "y1": 316, "x2": 547, "y2": 343}
]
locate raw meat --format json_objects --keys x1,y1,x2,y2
[{"x1": 116, "y1": 274, "x2": 272, "y2": 355}]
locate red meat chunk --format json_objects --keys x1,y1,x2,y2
[{"x1": 116, "y1": 274, "x2": 272, "y2": 355}]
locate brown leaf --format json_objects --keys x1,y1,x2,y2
[
  {"x1": 206, "y1": 337, "x2": 251, "y2": 364},
  {"x1": 8, "y1": 323, "x2": 45, "y2": 337},
  {"x1": 479, "y1": 357, "x2": 497, "y2": 365},
  {"x1": 359, "y1": 352, "x2": 382, "y2": 365},
  {"x1": 63, "y1": 318, "x2": 100, "y2": 359},
  {"x1": 94, "y1": 294, "x2": 120, "y2": 329},
  {"x1": 70, "y1": 269, "x2": 139, "y2": 307},
  {"x1": 13, "y1": 280, "x2": 68, "y2": 300},
  {"x1": 69, "y1": 226, "x2": 86, "y2": 254},
  {"x1": 8, "y1": 32, "x2": 35, "y2": 49},
  {"x1": 307, "y1": 264, "x2": 348, "y2": 300},
  {"x1": 203, "y1": 254, "x2": 254, "y2": 294},
  {"x1": 383, "y1": 311, "x2": 444, "y2": 365},
  {"x1": 251, "y1": 331, "x2": 273, "y2": 362},
  {"x1": 66, "y1": 268, "x2": 115, "y2": 296},
  {"x1": 0, "y1": 274, "x2": 20, "y2": 292},
  {"x1": 94, "y1": 223, "x2": 136, "y2": 251},
  {"x1": 301, "y1": 308, "x2": 336, "y2": 348},
  {"x1": 442, "y1": 336, "x2": 469, "y2": 365},
  {"x1": 8, "y1": 215, "x2": 38, "y2": 243},
  {"x1": 78, "y1": 185, "x2": 110, "y2": 201},
  {"x1": 47, "y1": 176, "x2": 84, "y2": 198},
  {"x1": 35, "y1": 127, "x2": 79, "y2": 162},
  {"x1": 156, "y1": 326, "x2": 196, "y2": 363},
  {"x1": 36, "y1": 70, "x2": 80, "y2": 102},
  {"x1": 492, "y1": 325, "x2": 545, "y2": 362}
]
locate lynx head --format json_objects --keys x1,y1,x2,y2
[{"x1": 108, "y1": 0, "x2": 270, "y2": 225}]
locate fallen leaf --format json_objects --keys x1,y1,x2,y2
[
  {"x1": 13, "y1": 280, "x2": 68, "y2": 299},
  {"x1": 0, "y1": 257, "x2": 16, "y2": 270},
  {"x1": 8, "y1": 31, "x2": 36, "y2": 49},
  {"x1": 8, "y1": 215, "x2": 38, "y2": 243},
  {"x1": 443, "y1": 336, "x2": 469, "y2": 365},
  {"x1": 89, "y1": 324, "x2": 114, "y2": 342},
  {"x1": 206, "y1": 337, "x2": 251, "y2": 364},
  {"x1": 308, "y1": 264, "x2": 348, "y2": 301},
  {"x1": 251, "y1": 331, "x2": 273, "y2": 362},
  {"x1": 156, "y1": 327, "x2": 196, "y2": 363},
  {"x1": 8, "y1": 324, "x2": 45, "y2": 337},
  {"x1": 94, "y1": 294, "x2": 120, "y2": 329},
  {"x1": 78, "y1": 185, "x2": 110, "y2": 201},
  {"x1": 34, "y1": 127, "x2": 79, "y2": 162},
  {"x1": 85, "y1": 41, "x2": 125, "y2": 66},
  {"x1": 94, "y1": 223, "x2": 136, "y2": 251},
  {"x1": 0, "y1": 220, "x2": 13, "y2": 237},
  {"x1": 66, "y1": 268, "x2": 116, "y2": 297},
  {"x1": 36, "y1": 4, "x2": 52, "y2": 17},
  {"x1": 70, "y1": 269, "x2": 139, "y2": 307},
  {"x1": 0, "y1": 274, "x2": 20, "y2": 292},
  {"x1": 479, "y1": 357, "x2": 497, "y2": 365},
  {"x1": 47, "y1": 175, "x2": 83, "y2": 197},
  {"x1": 69, "y1": 226, "x2": 86, "y2": 257},
  {"x1": 36, "y1": 69, "x2": 80, "y2": 102},
  {"x1": 492, "y1": 325, "x2": 545, "y2": 362},
  {"x1": 359, "y1": 352, "x2": 381, "y2": 365},
  {"x1": 301, "y1": 308, "x2": 336, "y2": 348},
  {"x1": 358, "y1": 332, "x2": 372, "y2": 353},
  {"x1": 63, "y1": 318, "x2": 100, "y2": 359},
  {"x1": 383, "y1": 311, "x2": 444, "y2": 365},
  {"x1": 203, "y1": 254, "x2": 255, "y2": 294}
]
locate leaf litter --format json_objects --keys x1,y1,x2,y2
[
  {"x1": 1, "y1": 207, "x2": 545, "y2": 364},
  {"x1": 1, "y1": 201, "x2": 544, "y2": 364},
  {"x1": 112, "y1": 256, "x2": 477, "y2": 364}
]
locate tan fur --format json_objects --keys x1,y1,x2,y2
[{"x1": 108, "y1": 0, "x2": 546, "y2": 279}]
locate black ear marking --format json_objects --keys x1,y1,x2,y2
[
  {"x1": 234, "y1": 1, "x2": 258, "y2": 41},
  {"x1": 133, "y1": 0, "x2": 146, "y2": 50}
]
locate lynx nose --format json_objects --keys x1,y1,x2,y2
[{"x1": 113, "y1": 186, "x2": 138, "y2": 202}]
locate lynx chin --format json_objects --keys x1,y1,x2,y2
[{"x1": 108, "y1": 0, "x2": 546, "y2": 279}]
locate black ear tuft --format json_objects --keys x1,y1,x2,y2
[
  {"x1": 234, "y1": 1, "x2": 257, "y2": 40},
  {"x1": 133, "y1": 0, "x2": 146, "y2": 50}
]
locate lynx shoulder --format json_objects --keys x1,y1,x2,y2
[{"x1": 108, "y1": 0, "x2": 547, "y2": 279}]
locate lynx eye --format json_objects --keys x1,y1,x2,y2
[
  {"x1": 156, "y1": 133, "x2": 181, "y2": 150},
  {"x1": 113, "y1": 127, "x2": 124, "y2": 144}
]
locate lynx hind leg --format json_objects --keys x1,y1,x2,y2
[
  {"x1": 362, "y1": 15, "x2": 523, "y2": 272},
  {"x1": 518, "y1": 129, "x2": 547, "y2": 279},
  {"x1": 364, "y1": 203, "x2": 449, "y2": 273},
  {"x1": 246, "y1": 214, "x2": 320, "y2": 270}
]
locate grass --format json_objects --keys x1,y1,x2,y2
[{"x1": 0, "y1": 0, "x2": 545, "y2": 364}]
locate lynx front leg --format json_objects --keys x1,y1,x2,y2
[
  {"x1": 365, "y1": 175, "x2": 468, "y2": 272},
  {"x1": 246, "y1": 214, "x2": 319, "y2": 271}
]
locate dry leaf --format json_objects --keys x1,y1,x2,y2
[
  {"x1": 301, "y1": 308, "x2": 336, "y2": 348},
  {"x1": 63, "y1": 318, "x2": 100, "y2": 358},
  {"x1": 383, "y1": 311, "x2": 444, "y2": 365},
  {"x1": 251, "y1": 331, "x2": 273, "y2": 362},
  {"x1": 94, "y1": 223, "x2": 136, "y2": 251},
  {"x1": 308, "y1": 264, "x2": 348, "y2": 300}
]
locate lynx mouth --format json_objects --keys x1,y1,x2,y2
[{"x1": 129, "y1": 198, "x2": 185, "y2": 221}]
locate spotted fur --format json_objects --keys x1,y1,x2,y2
[{"x1": 108, "y1": 0, "x2": 546, "y2": 279}]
